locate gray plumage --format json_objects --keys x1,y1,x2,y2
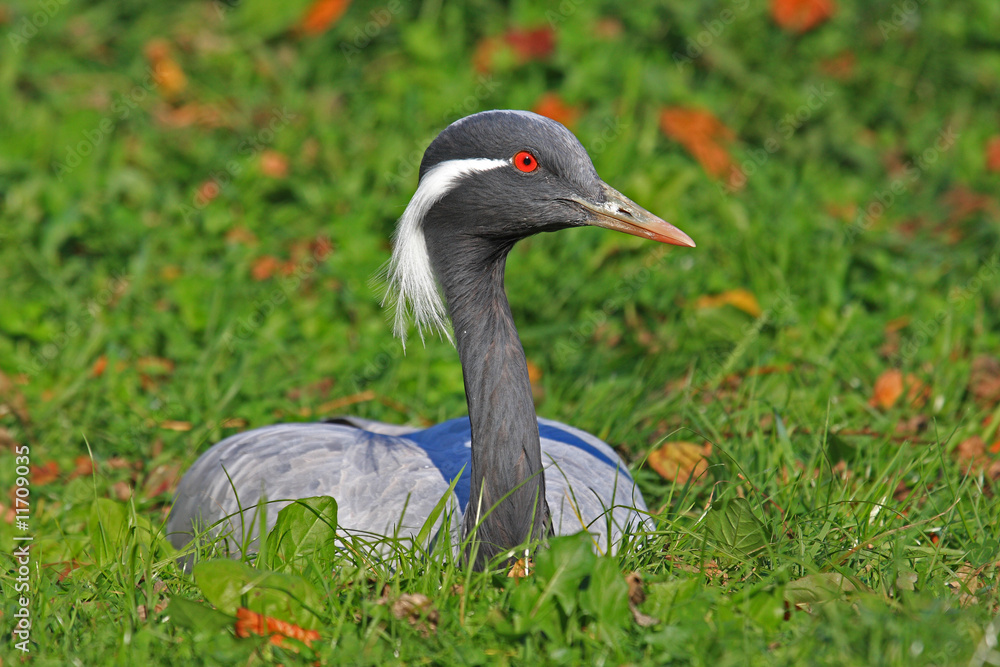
[{"x1": 166, "y1": 110, "x2": 694, "y2": 569}]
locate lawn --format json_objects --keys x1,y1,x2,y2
[{"x1": 1, "y1": 0, "x2": 999, "y2": 664}]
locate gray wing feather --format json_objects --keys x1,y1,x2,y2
[{"x1": 167, "y1": 417, "x2": 650, "y2": 562}]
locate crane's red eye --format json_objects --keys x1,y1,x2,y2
[{"x1": 513, "y1": 151, "x2": 538, "y2": 173}]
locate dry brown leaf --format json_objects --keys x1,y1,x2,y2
[
  {"x1": 648, "y1": 441, "x2": 711, "y2": 484},
  {"x1": 390, "y1": 593, "x2": 439, "y2": 635},
  {"x1": 532, "y1": 92, "x2": 580, "y2": 129},
  {"x1": 694, "y1": 289, "x2": 762, "y2": 317},
  {"x1": 31, "y1": 461, "x2": 60, "y2": 485},
  {"x1": 970, "y1": 356, "x2": 1000, "y2": 407},
  {"x1": 942, "y1": 186, "x2": 996, "y2": 224},
  {"x1": 626, "y1": 571, "x2": 645, "y2": 606},
  {"x1": 251, "y1": 255, "x2": 282, "y2": 281},
  {"x1": 235, "y1": 607, "x2": 320, "y2": 647},
  {"x1": 154, "y1": 103, "x2": 225, "y2": 129},
  {"x1": 221, "y1": 417, "x2": 248, "y2": 428},
  {"x1": 159, "y1": 420, "x2": 192, "y2": 432},
  {"x1": 985, "y1": 136, "x2": 1000, "y2": 173},
  {"x1": 0, "y1": 369, "x2": 30, "y2": 423},
  {"x1": 771, "y1": 0, "x2": 835, "y2": 33},
  {"x1": 142, "y1": 463, "x2": 182, "y2": 499},
  {"x1": 660, "y1": 108, "x2": 739, "y2": 186},
  {"x1": 507, "y1": 556, "x2": 532, "y2": 579},
  {"x1": 69, "y1": 455, "x2": 95, "y2": 480},
  {"x1": 112, "y1": 481, "x2": 133, "y2": 501}
]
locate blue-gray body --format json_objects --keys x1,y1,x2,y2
[{"x1": 166, "y1": 415, "x2": 650, "y2": 558}]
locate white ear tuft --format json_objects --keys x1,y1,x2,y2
[{"x1": 382, "y1": 158, "x2": 508, "y2": 348}]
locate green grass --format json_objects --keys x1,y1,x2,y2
[{"x1": 2, "y1": 0, "x2": 1000, "y2": 664}]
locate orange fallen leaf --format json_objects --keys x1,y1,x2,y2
[
  {"x1": 869, "y1": 370, "x2": 928, "y2": 410},
  {"x1": 532, "y1": 92, "x2": 580, "y2": 129},
  {"x1": 70, "y1": 455, "x2": 95, "y2": 480},
  {"x1": 235, "y1": 607, "x2": 320, "y2": 647},
  {"x1": 819, "y1": 51, "x2": 854, "y2": 79},
  {"x1": 870, "y1": 369, "x2": 904, "y2": 409},
  {"x1": 260, "y1": 150, "x2": 289, "y2": 179},
  {"x1": 648, "y1": 441, "x2": 711, "y2": 484},
  {"x1": 298, "y1": 0, "x2": 352, "y2": 36},
  {"x1": 90, "y1": 355, "x2": 108, "y2": 378},
  {"x1": 771, "y1": 0, "x2": 835, "y2": 33},
  {"x1": 251, "y1": 255, "x2": 282, "y2": 281},
  {"x1": 144, "y1": 39, "x2": 187, "y2": 97},
  {"x1": 225, "y1": 226, "x2": 258, "y2": 246},
  {"x1": 694, "y1": 289, "x2": 762, "y2": 317},
  {"x1": 31, "y1": 460, "x2": 60, "y2": 485},
  {"x1": 659, "y1": 107, "x2": 740, "y2": 186},
  {"x1": 985, "y1": 136, "x2": 1000, "y2": 173}
]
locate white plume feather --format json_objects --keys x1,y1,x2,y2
[{"x1": 382, "y1": 157, "x2": 508, "y2": 348}]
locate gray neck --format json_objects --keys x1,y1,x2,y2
[{"x1": 426, "y1": 232, "x2": 550, "y2": 568}]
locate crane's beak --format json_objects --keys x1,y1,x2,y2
[{"x1": 571, "y1": 182, "x2": 695, "y2": 248}]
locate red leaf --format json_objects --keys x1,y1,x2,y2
[
  {"x1": 531, "y1": 92, "x2": 580, "y2": 128},
  {"x1": 504, "y1": 27, "x2": 554, "y2": 61},
  {"x1": 771, "y1": 0, "x2": 835, "y2": 33},
  {"x1": 298, "y1": 0, "x2": 352, "y2": 36},
  {"x1": 473, "y1": 26, "x2": 555, "y2": 73}
]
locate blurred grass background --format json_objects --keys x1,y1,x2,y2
[{"x1": 1, "y1": 0, "x2": 999, "y2": 664}]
